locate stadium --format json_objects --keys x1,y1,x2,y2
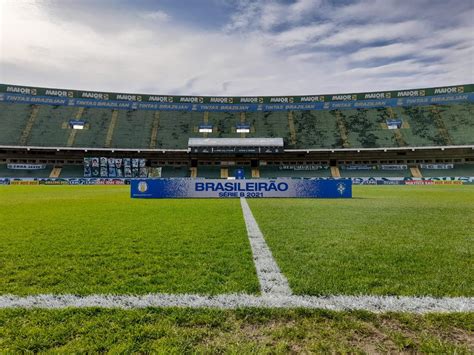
[
  {"x1": 1, "y1": 82, "x2": 473, "y2": 352},
  {"x1": 1, "y1": 0, "x2": 473, "y2": 352},
  {"x1": 1, "y1": 83, "x2": 473, "y2": 182}
]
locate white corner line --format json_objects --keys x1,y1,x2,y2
[{"x1": 240, "y1": 197, "x2": 292, "y2": 296}]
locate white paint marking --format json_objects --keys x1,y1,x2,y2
[
  {"x1": 0, "y1": 294, "x2": 473, "y2": 313},
  {"x1": 240, "y1": 197, "x2": 292, "y2": 296}
]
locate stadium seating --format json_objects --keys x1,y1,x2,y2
[
  {"x1": 260, "y1": 166, "x2": 332, "y2": 178},
  {"x1": 0, "y1": 100, "x2": 472, "y2": 149},
  {"x1": 339, "y1": 168, "x2": 412, "y2": 178},
  {"x1": 420, "y1": 164, "x2": 474, "y2": 177},
  {"x1": 59, "y1": 165, "x2": 85, "y2": 178},
  {"x1": 160, "y1": 166, "x2": 190, "y2": 178},
  {"x1": 196, "y1": 165, "x2": 221, "y2": 178}
]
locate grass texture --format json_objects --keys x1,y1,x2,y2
[
  {"x1": 249, "y1": 186, "x2": 474, "y2": 297},
  {"x1": 0, "y1": 186, "x2": 259, "y2": 295},
  {"x1": 0, "y1": 308, "x2": 472, "y2": 353}
]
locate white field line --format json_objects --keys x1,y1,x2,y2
[
  {"x1": 1, "y1": 294, "x2": 473, "y2": 313},
  {"x1": 2, "y1": 199, "x2": 473, "y2": 313},
  {"x1": 240, "y1": 197, "x2": 292, "y2": 296}
]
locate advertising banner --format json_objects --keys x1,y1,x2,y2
[
  {"x1": 2, "y1": 91, "x2": 473, "y2": 113},
  {"x1": 1, "y1": 83, "x2": 472, "y2": 103},
  {"x1": 279, "y1": 165, "x2": 328, "y2": 171},
  {"x1": 7, "y1": 163, "x2": 46, "y2": 170},
  {"x1": 380, "y1": 164, "x2": 408, "y2": 170},
  {"x1": 131, "y1": 178, "x2": 352, "y2": 199},
  {"x1": 350, "y1": 177, "x2": 474, "y2": 185},
  {"x1": 420, "y1": 164, "x2": 454, "y2": 169}
]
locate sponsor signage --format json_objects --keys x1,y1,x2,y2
[
  {"x1": 1, "y1": 178, "x2": 131, "y2": 185},
  {"x1": 2, "y1": 92, "x2": 472, "y2": 112},
  {"x1": 279, "y1": 165, "x2": 328, "y2": 171},
  {"x1": 1, "y1": 83, "x2": 472, "y2": 106},
  {"x1": 380, "y1": 164, "x2": 407, "y2": 170},
  {"x1": 350, "y1": 177, "x2": 474, "y2": 185},
  {"x1": 420, "y1": 164, "x2": 454, "y2": 169},
  {"x1": 0, "y1": 177, "x2": 473, "y2": 186},
  {"x1": 7, "y1": 163, "x2": 46, "y2": 170},
  {"x1": 341, "y1": 165, "x2": 377, "y2": 170},
  {"x1": 131, "y1": 178, "x2": 352, "y2": 199}
]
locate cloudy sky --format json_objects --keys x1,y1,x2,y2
[{"x1": 1, "y1": 0, "x2": 473, "y2": 96}]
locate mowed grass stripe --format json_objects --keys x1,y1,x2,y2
[
  {"x1": 0, "y1": 308, "x2": 472, "y2": 353},
  {"x1": 248, "y1": 186, "x2": 474, "y2": 297},
  {"x1": 0, "y1": 186, "x2": 260, "y2": 295}
]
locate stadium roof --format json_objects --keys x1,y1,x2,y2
[{"x1": 188, "y1": 138, "x2": 284, "y2": 147}]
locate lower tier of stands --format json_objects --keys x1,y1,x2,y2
[{"x1": 1, "y1": 164, "x2": 473, "y2": 179}]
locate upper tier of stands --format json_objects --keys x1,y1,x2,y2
[{"x1": 0, "y1": 102, "x2": 472, "y2": 150}]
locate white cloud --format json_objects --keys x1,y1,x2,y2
[
  {"x1": 350, "y1": 43, "x2": 418, "y2": 62},
  {"x1": 267, "y1": 23, "x2": 333, "y2": 48},
  {"x1": 0, "y1": 0, "x2": 472, "y2": 96},
  {"x1": 319, "y1": 21, "x2": 426, "y2": 47},
  {"x1": 140, "y1": 10, "x2": 170, "y2": 22}
]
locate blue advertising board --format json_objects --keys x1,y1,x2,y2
[
  {"x1": 131, "y1": 178, "x2": 352, "y2": 199},
  {"x1": 1, "y1": 92, "x2": 472, "y2": 112}
]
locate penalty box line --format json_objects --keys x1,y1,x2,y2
[
  {"x1": 1, "y1": 294, "x2": 473, "y2": 313},
  {"x1": 240, "y1": 197, "x2": 292, "y2": 296}
]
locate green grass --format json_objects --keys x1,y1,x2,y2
[
  {"x1": 0, "y1": 186, "x2": 259, "y2": 295},
  {"x1": 0, "y1": 308, "x2": 472, "y2": 353},
  {"x1": 249, "y1": 186, "x2": 474, "y2": 297}
]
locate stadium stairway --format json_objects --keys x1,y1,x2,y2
[
  {"x1": 410, "y1": 166, "x2": 422, "y2": 178},
  {"x1": 149, "y1": 112, "x2": 160, "y2": 149},
  {"x1": 49, "y1": 166, "x2": 62, "y2": 178},
  {"x1": 335, "y1": 111, "x2": 350, "y2": 148},
  {"x1": 220, "y1": 167, "x2": 229, "y2": 179},
  {"x1": 19, "y1": 105, "x2": 39, "y2": 146},
  {"x1": 240, "y1": 112, "x2": 246, "y2": 138},
  {"x1": 287, "y1": 111, "x2": 297, "y2": 146},
  {"x1": 331, "y1": 166, "x2": 341, "y2": 177},
  {"x1": 203, "y1": 112, "x2": 209, "y2": 138},
  {"x1": 105, "y1": 110, "x2": 119, "y2": 148},
  {"x1": 251, "y1": 167, "x2": 260, "y2": 178}
]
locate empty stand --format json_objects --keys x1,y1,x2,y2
[
  {"x1": 420, "y1": 164, "x2": 474, "y2": 177},
  {"x1": 160, "y1": 166, "x2": 190, "y2": 178},
  {"x1": 59, "y1": 165, "x2": 84, "y2": 178},
  {"x1": 196, "y1": 165, "x2": 220, "y2": 178},
  {"x1": 434, "y1": 103, "x2": 473, "y2": 145},
  {"x1": 0, "y1": 103, "x2": 31, "y2": 145},
  {"x1": 0, "y1": 101, "x2": 473, "y2": 150},
  {"x1": 260, "y1": 166, "x2": 331, "y2": 178},
  {"x1": 339, "y1": 168, "x2": 411, "y2": 178},
  {"x1": 292, "y1": 110, "x2": 340, "y2": 149},
  {"x1": 72, "y1": 108, "x2": 112, "y2": 148}
]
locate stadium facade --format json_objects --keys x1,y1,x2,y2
[{"x1": 0, "y1": 83, "x2": 473, "y2": 181}]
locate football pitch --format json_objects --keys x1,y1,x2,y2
[{"x1": 0, "y1": 185, "x2": 473, "y2": 352}]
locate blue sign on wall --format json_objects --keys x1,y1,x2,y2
[
  {"x1": 2, "y1": 92, "x2": 472, "y2": 112},
  {"x1": 131, "y1": 178, "x2": 352, "y2": 199}
]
